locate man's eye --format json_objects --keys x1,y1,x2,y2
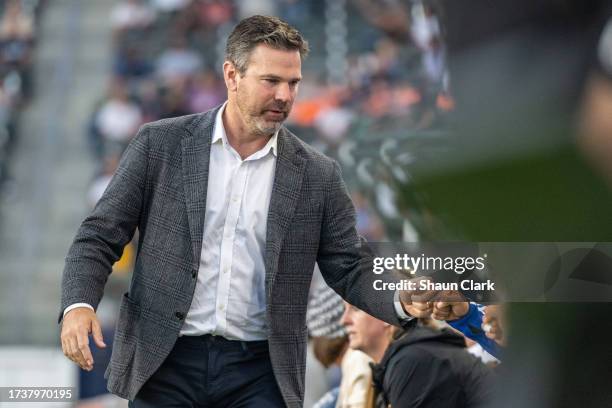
[{"x1": 264, "y1": 78, "x2": 278, "y2": 84}]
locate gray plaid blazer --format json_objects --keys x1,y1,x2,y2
[{"x1": 61, "y1": 105, "x2": 400, "y2": 407}]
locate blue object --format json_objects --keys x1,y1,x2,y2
[{"x1": 447, "y1": 303, "x2": 502, "y2": 359}]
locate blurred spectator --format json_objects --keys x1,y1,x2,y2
[
  {"x1": 0, "y1": 0, "x2": 43, "y2": 192},
  {"x1": 174, "y1": 0, "x2": 233, "y2": 40},
  {"x1": 197, "y1": 0, "x2": 233, "y2": 27},
  {"x1": 307, "y1": 281, "x2": 374, "y2": 408},
  {"x1": 113, "y1": 44, "x2": 154, "y2": 79},
  {"x1": 352, "y1": 0, "x2": 410, "y2": 42},
  {"x1": 110, "y1": 0, "x2": 156, "y2": 81},
  {"x1": 159, "y1": 79, "x2": 191, "y2": 118},
  {"x1": 313, "y1": 106, "x2": 354, "y2": 147},
  {"x1": 408, "y1": 1, "x2": 440, "y2": 51},
  {"x1": 0, "y1": 0, "x2": 35, "y2": 98},
  {"x1": 187, "y1": 69, "x2": 225, "y2": 113},
  {"x1": 579, "y1": 16, "x2": 612, "y2": 187},
  {"x1": 235, "y1": 0, "x2": 278, "y2": 19},
  {"x1": 150, "y1": 0, "x2": 191, "y2": 13},
  {"x1": 155, "y1": 35, "x2": 204, "y2": 84},
  {"x1": 137, "y1": 79, "x2": 163, "y2": 122},
  {"x1": 341, "y1": 303, "x2": 495, "y2": 408},
  {"x1": 96, "y1": 78, "x2": 142, "y2": 154},
  {"x1": 0, "y1": 0, "x2": 35, "y2": 42},
  {"x1": 110, "y1": 0, "x2": 156, "y2": 33},
  {"x1": 352, "y1": 191, "x2": 385, "y2": 240}
]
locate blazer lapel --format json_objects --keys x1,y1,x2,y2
[
  {"x1": 182, "y1": 110, "x2": 216, "y2": 268},
  {"x1": 265, "y1": 128, "x2": 306, "y2": 291}
]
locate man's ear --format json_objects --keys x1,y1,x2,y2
[{"x1": 223, "y1": 61, "x2": 239, "y2": 92}]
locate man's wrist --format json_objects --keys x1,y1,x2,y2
[
  {"x1": 63, "y1": 303, "x2": 94, "y2": 317},
  {"x1": 393, "y1": 290, "x2": 415, "y2": 321}
]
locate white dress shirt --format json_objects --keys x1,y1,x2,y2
[{"x1": 180, "y1": 102, "x2": 277, "y2": 340}]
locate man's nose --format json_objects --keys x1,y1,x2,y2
[{"x1": 275, "y1": 83, "x2": 291, "y2": 103}]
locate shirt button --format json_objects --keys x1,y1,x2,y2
[
  {"x1": 175, "y1": 312, "x2": 185, "y2": 320},
  {"x1": 224, "y1": 267, "x2": 229, "y2": 274},
  {"x1": 231, "y1": 196, "x2": 239, "y2": 202},
  {"x1": 219, "y1": 304, "x2": 225, "y2": 311}
]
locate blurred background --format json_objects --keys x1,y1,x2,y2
[{"x1": 0, "y1": 0, "x2": 611, "y2": 406}]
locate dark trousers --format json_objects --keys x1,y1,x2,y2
[{"x1": 129, "y1": 335, "x2": 285, "y2": 407}]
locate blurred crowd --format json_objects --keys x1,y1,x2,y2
[{"x1": 0, "y1": 0, "x2": 44, "y2": 189}]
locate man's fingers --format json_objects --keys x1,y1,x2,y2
[
  {"x1": 66, "y1": 336, "x2": 83, "y2": 366},
  {"x1": 433, "y1": 290, "x2": 466, "y2": 303},
  {"x1": 399, "y1": 289, "x2": 413, "y2": 305},
  {"x1": 432, "y1": 301, "x2": 453, "y2": 320},
  {"x1": 432, "y1": 309, "x2": 451, "y2": 320},
  {"x1": 76, "y1": 329, "x2": 93, "y2": 371},
  {"x1": 411, "y1": 289, "x2": 437, "y2": 303},
  {"x1": 403, "y1": 304, "x2": 433, "y2": 318},
  {"x1": 61, "y1": 338, "x2": 72, "y2": 362},
  {"x1": 411, "y1": 301, "x2": 433, "y2": 312},
  {"x1": 434, "y1": 301, "x2": 452, "y2": 309},
  {"x1": 399, "y1": 276, "x2": 437, "y2": 304},
  {"x1": 91, "y1": 320, "x2": 106, "y2": 349}
]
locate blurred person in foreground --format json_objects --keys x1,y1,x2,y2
[
  {"x1": 341, "y1": 301, "x2": 494, "y2": 408},
  {"x1": 60, "y1": 15, "x2": 417, "y2": 408}
]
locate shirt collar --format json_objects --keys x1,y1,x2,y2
[{"x1": 213, "y1": 101, "x2": 279, "y2": 158}]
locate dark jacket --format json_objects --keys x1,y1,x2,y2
[{"x1": 371, "y1": 326, "x2": 494, "y2": 408}]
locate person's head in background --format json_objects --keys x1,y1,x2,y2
[
  {"x1": 340, "y1": 302, "x2": 397, "y2": 363},
  {"x1": 307, "y1": 281, "x2": 349, "y2": 368}
]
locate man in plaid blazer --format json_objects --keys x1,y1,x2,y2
[{"x1": 60, "y1": 16, "x2": 408, "y2": 407}]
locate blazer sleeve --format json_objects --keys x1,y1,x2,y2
[
  {"x1": 316, "y1": 160, "x2": 402, "y2": 326},
  {"x1": 59, "y1": 124, "x2": 150, "y2": 322}
]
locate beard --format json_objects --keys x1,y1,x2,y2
[
  {"x1": 252, "y1": 103, "x2": 290, "y2": 136},
  {"x1": 236, "y1": 87, "x2": 290, "y2": 136},
  {"x1": 254, "y1": 115, "x2": 283, "y2": 135}
]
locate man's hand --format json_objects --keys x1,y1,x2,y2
[
  {"x1": 399, "y1": 276, "x2": 438, "y2": 318},
  {"x1": 60, "y1": 307, "x2": 106, "y2": 371},
  {"x1": 432, "y1": 290, "x2": 469, "y2": 321}
]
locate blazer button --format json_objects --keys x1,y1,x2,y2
[
  {"x1": 175, "y1": 312, "x2": 185, "y2": 320},
  {"x1": 191, "y1": 270, "x2": 197, "y2": 279}
]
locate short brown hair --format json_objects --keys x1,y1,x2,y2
[
  {"x1": 225, "y1": 15, "x2": 309, "y2": 74},
  {"x1": 312, "y1": 335, "x2": 348, "y2": 368}
]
